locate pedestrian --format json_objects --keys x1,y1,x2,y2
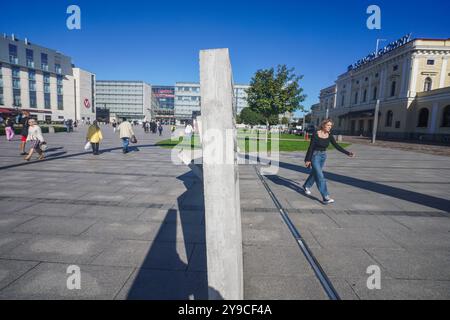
[
  {"x1": 118, "y1": 117, "x2": 135, "y2": 154},
  {"x1": 302, "y1": 119, "x2": 355, "y2": 204},
  {"x1": 184, "y1": 122, "x2": 193, "y2": 140},
  {"x1": 24, "y1": 118, "x2": 46, "y2": 161},
  {"x1": 158, "y1": 123, "x2": 163, "y2": 136},
  {"x1": 19, "y1": 111, "x2": 31, "y2": 155},
  {"x1": 112, "y1": 120, "x2": 117, "y2": 133},
  {"x1": 5, "y1": 117, "x2": 15, "y2": 141},
  {"x1": 86, "y1": 120, "x2": 103, "y2": 155}
]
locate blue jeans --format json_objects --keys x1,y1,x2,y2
[
  {"x1": 122, "y1": 137, "x2": 130, "y2": 152},
  {"x1": 303, "y1": 151, "x2": 329, "y2": 200}
]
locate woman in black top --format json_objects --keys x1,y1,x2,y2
[{"x1": 303, "y1": 119, "x2": 354, "y2": 204}]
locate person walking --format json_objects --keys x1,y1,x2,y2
[
  {"x1": 24, "y1": 118, "x2": 46, "y2": 161},
  {"x1": 19, "y1": 111, "x2": 31, "y2": 155},
  {"x1": 112, "y1": 120, "x2": 117, "y2": 133},
  {"x1": 184, "y1": 122, "x2": 193, "y2": 140},
  {"x1": 118, "y1": 117, "x2": 135, "y2": 154},
  {"x1": 158, "y1": 123, "x2": 163, "y2": 136},
  {"x1": 302, "y1": 119, "x2": 354, "y2": 204},
  {"x1": 5, "y1": 117, "x2": 15, "y2": 141},
  {"x1": 86, "y1": 120, "x2": 103, "y2": 155}
]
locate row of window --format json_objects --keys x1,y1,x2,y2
[
  {"x1": 417, "y1": 106, "x2": 450, "y2": 128},
  {"x1": 9, "y1": 44, "x2": 62, "y2": 74},
  {"x1": 176, "y1": 86, "x2": 200, "y2": 93}
]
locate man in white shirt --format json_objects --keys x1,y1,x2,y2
[{"x1": 118, "y1": 117, "x2": 135, "y2": 154}]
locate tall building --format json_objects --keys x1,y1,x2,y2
[
  {"x1": 174, "y1": 82, "x2": 250, "y2": 122},
  {"x1": 174, "y1": 82, "x2": 200, "y2": 122},
  {"x1": 0, "y1": 33, "x2": 94, "y2": 121},
  {"x1": 234, "y1": 84, "x2": 250, "y2": 115},
  {"x1": 152, "y1": 85, "x2": 175, "y2": 124},
  {"x1": 72, "y1": 67, "x2": 96, "y2": 122},
  {"x1": 95, "y1": 80, "x2": 152, "y2": 120},
  {"x1": 311, "y1": 35, "x2": 450, "y2": 142}
]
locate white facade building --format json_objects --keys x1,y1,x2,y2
[
  {"x1": 234, "y1": 84, "x2": 250, "y2": 115},
  {"x1": 0, "y1": 34, "x2": 95, "y2": 122},
  {"x1": 95, "y1": 80, "x2": 152, "y2": 120},
  {"x1": 174, "y1": 82, "x2": 201, "y2": 122}
]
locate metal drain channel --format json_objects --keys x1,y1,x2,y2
[{"x1": 254, "y1": 165, "x2": 341, "y2": 300}]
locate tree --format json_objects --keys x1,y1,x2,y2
[
  {"x1": 239, "y1": 107, "x2": 262, "y2": 127},
  {"x1": 281, "y1": 116, "x2": 289, "y2": 125},
  {"x1": 246, "y1": 64, "x2": 306, "y2": 130}
]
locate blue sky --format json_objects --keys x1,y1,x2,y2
[{"x1": 1, "y1": 0, "x2": 449, "y2": 116}]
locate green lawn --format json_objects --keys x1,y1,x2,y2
[{"x1": 156, "y1": 135, "x2": 350, "y2": 152}]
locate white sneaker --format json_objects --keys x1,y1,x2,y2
[
  {"x1": 323, "y1": 197, "x2": 335, "y2": 204},
  {"x1": 303, "y1": 186, "x2": 312, "y2": 195}
]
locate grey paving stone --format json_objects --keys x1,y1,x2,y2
[
  {"x1": 154, "y1": 223, "x2": 206, "y2": 244},
  {"x1": 74, "y1": 205, "x2": 145, "y2": 221},
  {"x1": 244, "y1": 275, "x2": 327, "y2": 300},
  {"x1": 243, "y1": 244, "x2": 313, "y2": 277},
  {"x1": 12, "y1": 216, "x2": 97, "y2": 236},
  {"x1": 347, "y1": 277, "x2": 450, "y2": 300},
  {"x1": 0, "y1": 214, "x2": 37, "y2": 231},
  {"x1": 364, "y1": 248, "x2": 450, "y2": 280},
  {"x1": 16, "y1": 203, "x2": 88, "y2": 217},
  {"x1": 2, "y1": 235, "x2": 109, "y2": 264},
  {"x1": 389, "y1": 216, "x2": 450, "y2": 232},
  {"x1": 81, "y1": 220, "x2": 162, "y2": 241},
  {"x1": 311, "y1": 247, "x2": 391, "y2": 279},
  {"x1": 115, "y1": 269, "x2": 208, "y2": 300},
  {"x1": 0, "y1": 200, "x2": 37, "y2": 215},
  {"x1": 91, "y1": 239, "x2": 193, "y2": 271},
  {"x1": 309, "y1": 227, "x2": 403, "y2": 249},
  {"x1": 0, "y1": 259, "x2": 39, "y2": 290},
  {"x1": 0, "y1": 262, "x2": 133, "y2": 300},
  {"x1": 380, "y1": 228, "x2": 450, "y2": 250},
  {"x1": 0, "y1": 233, "x2": 33, "y2": 255}
]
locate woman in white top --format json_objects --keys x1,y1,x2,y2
[{"x1": 24, "y1": 118, "x2": 46, "y2": 161}]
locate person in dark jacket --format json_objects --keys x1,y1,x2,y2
[
  {"x1": 19, "y1": 111, "x2": 30, "y2": 155},
  {"x1": 303, "y1": 119, "x2": 355, "y2": 204}
]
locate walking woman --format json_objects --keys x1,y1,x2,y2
[
  {"x1": 86, "y1": 120, "x2": 103, "y2": 155},
  {"x1": 303, "y1": 119, "x2": 355, "y2": 204},
  {"x1": 19, "y1": 111, "x2": 30, "y2": 155},
  {"x1": 5, "y1": 117, "x2": 15, "y2": 141},
  {"x1": 24, "y1": 118, "x2": 46, "y2": 161}
]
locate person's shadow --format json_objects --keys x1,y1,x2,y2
[{"x1": 125, "y1": 170, "x2": 224, "y2": 299}]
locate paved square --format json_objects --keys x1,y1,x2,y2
[{"x1": 0, "y1": 126, "x2": 449, "y2": 299}]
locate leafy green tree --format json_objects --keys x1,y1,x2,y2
[
  {"x1": 281, "y1": 116, "x2": 289, "y2": 125},
  {"x1": 239, "y1": 107, "x2": 262, "y2": 127},
  {"x1": 246, "y1": 64, "x2": 306, "y2": 129}
]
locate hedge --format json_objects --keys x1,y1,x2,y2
[{"x1": 0, "y1": 126, "x2": 68, "y2": 135}]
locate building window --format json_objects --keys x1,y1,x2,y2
[
  {"x1": 375, "y1": 73, "x2": 379, "y2": 78},
  {"x1": 26, "y1": 49, "x2": 34, "y2": 68},
  {"x1": 9, "y1": 44, "x2": 18, "y2": 64},
  {"x1": 393, "y1": 65, "x2": 398, "y2": 71},
  {"x1": 44, "y1": 73, "x2": 50, "y2": 84},
  {"x1": 41, "y1": 53, "x2": 48, "y2": 71},
  {"x1": 354, "y1": 92, "x2": 358, "y2": 104},
  {"x1": 427, "y1": 59, "x2": 435, "y2": 65},
  {"x1": 44, "y1": 93, "x2": 51, "y2": 109},
  {"x1": 13, "y1": 89, "x2": 21, "y2": 107},
  {"x1": 386, "y1": 110, "x2": 393, "y2": 127},
  {"x1": 417, "y1": 108, "x2": 429, "y2": 127},
  {"x1": 29, "y1": 91, "x2": 37, "y2": 108},
  {"x1": 338, "y1": 117, "x2": 342, "y2": 127},
  {"x1": 390, "y1": 81, "x2": 396, "y2": 97},
  {"x1": 341, "y1": 95, "x2": 345, "y2": 107},
  {"x1": 363, "y1": 89, "x2": 367, "y2": 102},
  {"x1": 442, "y1": 105, "x2": 450, "y2": 127},
  {"x1": 12, "y1": 67, "x2": 20, "y2": 89},
  {"x1": 373, "y1": 87, "x2": 378, "y2": 100},
  {"x1": 0, "y1": 87, "x2": 3, "y2": 105},
  {"x1": 57, "y1": 95, "x2": 63, "y2": 110},
  {"x1": 423, "y1": 77, "x2": 432, "y2": 92},
  {"x1": 395, "y1": 121, "x2": 401, "y2": 128},
  {"x1": 55, "y1": 64, "x2": 62, "y2": 74}
]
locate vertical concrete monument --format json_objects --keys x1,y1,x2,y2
[{"x1": 199, "y1": 48, "x2": 243, "y2": 300}]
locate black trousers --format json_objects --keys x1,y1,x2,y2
[{"x1": 91, "y1": 143, "x2": 100, "y2": 154}]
